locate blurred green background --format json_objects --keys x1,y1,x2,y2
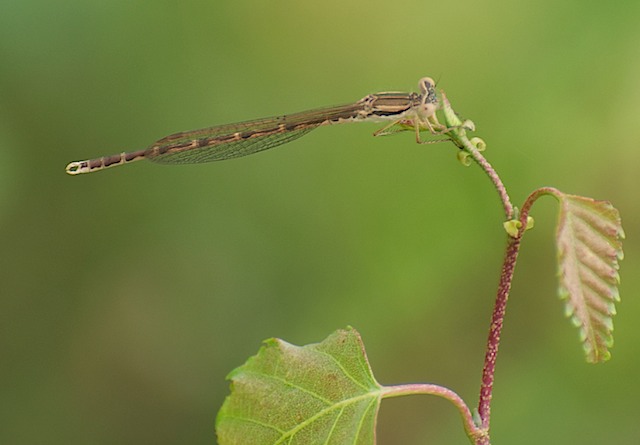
[{"x1": 1, "y1": 1, "x2": 638, "y2": 444}]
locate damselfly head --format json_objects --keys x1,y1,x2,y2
[
  {"x1": 418, "y1": 77, "x2": 436, "y2": 94},
  {"x1": 418, "y1": 77, "x2": 438, "y2": 118}
]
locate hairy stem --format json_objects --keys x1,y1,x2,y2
[
  {"x1": 439, "y1": 92, "x2": 514, "y2": 220},
  {"x1": 460, "y1": 142, "x2": 522, "y2": 444},
  {"x1": 475, "y1": 188, "x2": 550, "y2": 440},
  {"x1": 440, "y1": 92, "x2": 527, "y2": 443},
  {"x1": 461, "y1": 138, "x2": 514, "y2": 220},
  {"x1": 476, "y1": 236, "x2": 521, "y2": 436}
]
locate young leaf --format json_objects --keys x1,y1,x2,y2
[
  {"x1": 216, "y1": 327, "x2": 382, "y2": 445},
  {"x1": 555, "y1": 193, "x2": 624, "y2": 363}
]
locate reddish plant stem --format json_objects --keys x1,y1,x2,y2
[
  {"x1": 441, "y1": 92, "x2": 513, "y2": 221},
  {"x1": 443, "y1": 101, "x2": 553, "y2": 443},
  {"x1": 464, "y1": 140, "x2": 514, "y2": 221},
  {"x1": 382, "y1": 384, "x2": 487, "y2": 442},
  {"x1": 460, "y1": 138, "x2": 533, "y2": 444},
  {"x1": 476, "y1": 188, "x2": 551, "y2": 440},
  {"x1": 477, "y1": 235, "x2": 521, "y2": 436}
]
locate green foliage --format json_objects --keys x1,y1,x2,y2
[{"x1": 217, "y1": 328, "x2": 382, "y2": 445}]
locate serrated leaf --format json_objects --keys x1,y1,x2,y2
[
  {"x1": 555, "y1": 194, "x2": 624, "y2": 363},
  {"x1": 216, "y1": 327, "x2": 382, "y2": 445}
]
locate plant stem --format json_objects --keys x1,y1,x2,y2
[
  {"x1": 474, "y1": 188, "x2": 551, "y2": 442},
  {"x1": 460, "y1": 141, "x2": 524, "y2": 444},
  {"x1": 382, "y1": 384, "x2": 488, "y2": 443},
  {"x1": 520, "y1": 187, "x2": 560, "y2": 216},
  {"x1": 476, "y1": 236, "x2": 521, "y2": 437},
  {"x1": 440, "y1": 93, "x2": 533, "y2": 443},
  {"x1": 439, "y1": 92, "x2": 514, "y2": 220},
  {"x1": 462, "y1": 138, "x2": 514, "y2": 220}
]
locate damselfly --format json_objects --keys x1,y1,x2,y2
[{"x1": 65, "y1": 77, "x2": 445, "y2": 175}]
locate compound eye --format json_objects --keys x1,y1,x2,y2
[{"x1": 418, "y1": 77, "x2": 435, "y2": 95}]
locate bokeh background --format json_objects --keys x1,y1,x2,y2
[{"x1": 1, "y1": 1, "x2": 638, "y2": 444}]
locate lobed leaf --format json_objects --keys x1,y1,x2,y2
[
  {"x1": 216, "y1": 327, "x2": 383, "y2": 445},
  {"x1": 555, "y1": 193, "x2": 624, "y2": 363}
]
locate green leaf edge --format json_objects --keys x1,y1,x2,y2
[{"x1": 216, "y1": 327, "x2": 383, "y2": 445}]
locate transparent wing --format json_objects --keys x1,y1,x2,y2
[
  {"x1": 146, "y1": 102, "x2": 366, "y2": 165},
  {"x1": 148, "y1": 125, "x2": 319, "y2": 164}
]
